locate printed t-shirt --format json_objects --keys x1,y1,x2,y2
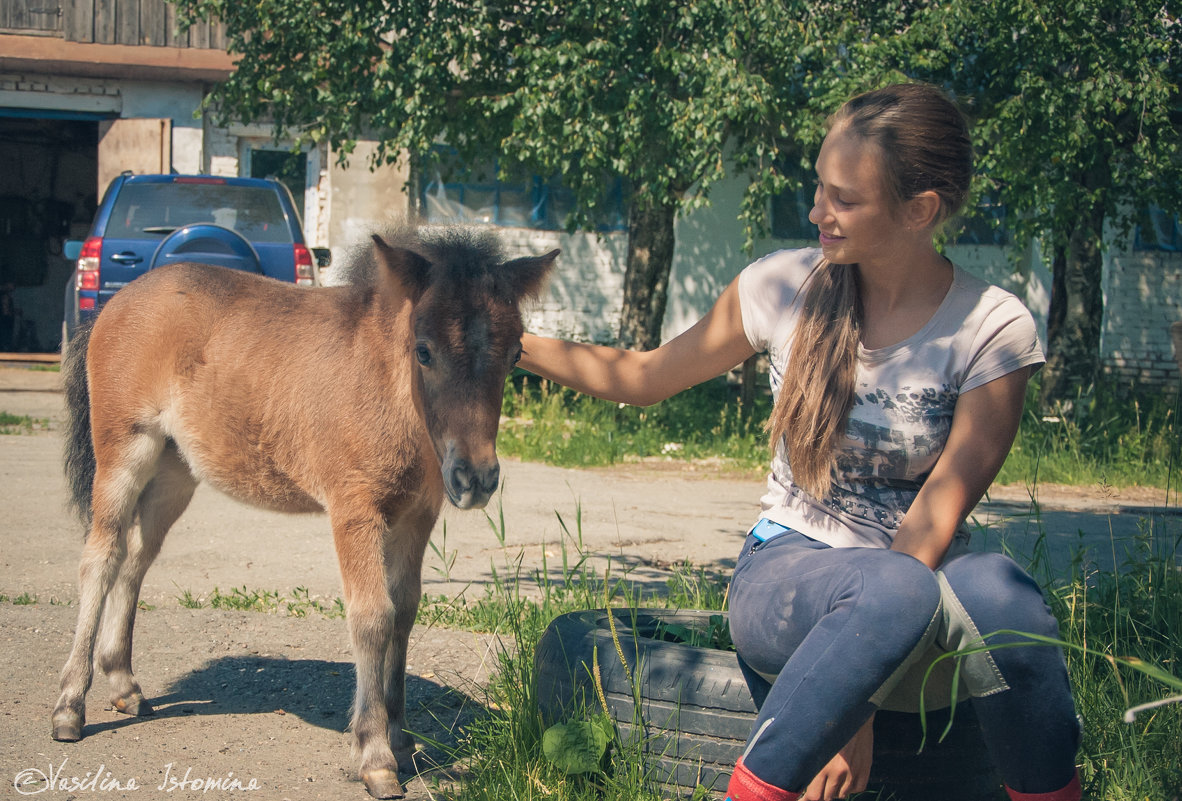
[{"x1": 737, "y1": 248, "x2": 1045, "y2": 550}]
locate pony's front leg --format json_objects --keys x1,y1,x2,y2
[
  {"x1": 332, "y1": 512, "x2": 404, "y2": 799},
  {"x1": 383, "y1": 513, "x2": 433, "y2": 766}
]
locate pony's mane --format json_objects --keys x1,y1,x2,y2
[{"x1": 329, "y1": 223, "x2": 506, "y2": 289}]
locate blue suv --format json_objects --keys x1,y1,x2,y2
[{"x1": 63, "y1": 173, "x2": 329, "y2": 345}]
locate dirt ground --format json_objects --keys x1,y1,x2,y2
[{"x1": 1, "y1": 368, "x2": 1178, "y2": 801}]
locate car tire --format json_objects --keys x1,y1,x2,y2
[{"x1": 535, "y1": 609, "x2": 1004, "y2": 799}]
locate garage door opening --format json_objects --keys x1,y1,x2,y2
[{"x1": 0, "y1": 115, "x2": 99, "y2": 354}]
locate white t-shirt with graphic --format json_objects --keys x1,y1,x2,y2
[{"x1": 738, "y1": 248, "x2": 1045, "y2": 550}]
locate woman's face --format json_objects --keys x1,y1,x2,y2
[{"x1": 808, "y1": 124, "x2": 901, "y2": 266}]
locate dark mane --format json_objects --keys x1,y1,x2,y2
[{"x1": 332, "y1": 223, "x2": 506, "y2": 290}]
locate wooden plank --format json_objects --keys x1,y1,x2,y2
[
  {"x1": 64, "y1": 0, "x2": 96, "y2": 42},
  {"x1": 97, "y1": 118, "x2": 173, "y2": 198},
  {"x1": 94, "y1": 0, "x2": 115, "y2": 43},
  {"x1": 139, "y1": 0, "x2": 165, "y2": 45},
  {"x1": 0, "y1": 353, "x2": 61, "y2": 365},
  {"x1": 163, "y1": 0, "x2": 187, "y2": 47},
  {"x1": 206, "y1": 18, "x2": 226, "y2": 50},
  {"x1": 115, "y1": 0, "x2": 138, "y2": 45},
  {"x1": 188, "y1": 17, "x2": 209, "y2": 48}
]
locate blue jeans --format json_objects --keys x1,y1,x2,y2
[{"x1": 727, "y1": 527, "x2": 1080, "y2": 794}]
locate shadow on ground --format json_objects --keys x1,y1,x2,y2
[{"x1": 78, "y1": 655, "x2": 487, "y2": 773}]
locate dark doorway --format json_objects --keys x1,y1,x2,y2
[{"x1": 0, "y1": 115, "x2": 99, "y2": 352}]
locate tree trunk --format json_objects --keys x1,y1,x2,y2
[
  {"x1": 1039, "y1": 197, "x2": 1106, "y2": 409},
  {"x1": 618, "y1": 197, "x2": 677, "y2": 351}
]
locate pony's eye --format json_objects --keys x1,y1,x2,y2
[
  {"x1": 512, "y1": 346, "x2": 523, "y2": 366},
  {"x1": 415, "y1": 343, "x2": 433, "y2": 366}
]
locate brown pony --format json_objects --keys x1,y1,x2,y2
[{"x1": 51, "y1": 225, "x2": 557, "y2": 799}]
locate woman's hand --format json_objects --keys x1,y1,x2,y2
[{"x1": 803, "y1": 714, "x2": 874, "y2": 800}]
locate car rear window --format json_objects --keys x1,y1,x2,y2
[{"x1": 106, "y1": 182, "x2": 295, "y2": 244}]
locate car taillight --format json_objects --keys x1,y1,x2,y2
[
  {"x1": 76, "y1": 237, "x2": 102, "y2": 290},
  {"x1": 294, "y1": 244, "x2": 314, "y2": 285}
]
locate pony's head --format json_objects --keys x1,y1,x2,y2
[{"x1": 371, "y1": 229, "x2": 557, "y2": 509}]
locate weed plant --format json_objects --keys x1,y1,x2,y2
[
  {"x1": 997, "y1": 378, "x2": 1182, "y2": 496},
  {"x1": 1045, "y1": 527, "x2": 1182, "y2": 800},
  {"x1": 420, "y1": 496, "x2": 1180, "y2": 801}
]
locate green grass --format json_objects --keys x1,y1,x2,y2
[
  {"x1": 996, "y1": 379, "x2": 1182, "y2": 495},
  {"x1": 498, "y1": 371, "x2": 1182, "y2": 495},
  {"x1": 174, "y1": 585, "x2": 346, "y2": 618},
  {"x1": 0, "y1": 411, "x2": 51, "y2": 435},
  {"x1": 1046, "y1": 527, "x2": 1182, "y2": 799},
  {"x1": 497, "y1": 371, "x2": 770, "y2": 473}
]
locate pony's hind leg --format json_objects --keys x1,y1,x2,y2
[
  {"x1": 97, "y1": 445, "x2": 197, "y2": 717},
  {"x1": 52, "y1": 432, "x2": 165, "y2": 742}
]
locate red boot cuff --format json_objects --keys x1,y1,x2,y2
[
  {"x1": 1006, "y1": 770, "x2": 1082, "y2": 801},
  {"x1": 725, "y1": 758, "x2": 800, "y2": 801}
]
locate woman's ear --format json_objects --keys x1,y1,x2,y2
[{"x1": 905, "y1": 190, "x2": 943, "y2": 231}]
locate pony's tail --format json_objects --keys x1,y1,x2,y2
[{"x1": 62, "y1": 320, "x2": 96, "y2": 533}]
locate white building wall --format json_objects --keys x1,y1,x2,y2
[{"x1": 1103, "y1": 248, "x2": 1182, "y2": 385}]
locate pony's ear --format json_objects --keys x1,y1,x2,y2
[
  {"x1": 372, "y1": 234, "x2": 431, "y2": 300},
  {"x1": 500, "y1": 249, "x2": 559, "y2": 300}
]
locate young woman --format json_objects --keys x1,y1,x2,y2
[{"x1": 518, "y1": 83, "x2": 1081, "y2": 801}]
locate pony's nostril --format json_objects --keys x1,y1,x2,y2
[
  {"x1": 480, "y1": 463, "x2": 501, "y2": 495},
  {"x1": 449, "y1": 460, "x2": 473, "y2": 492}
]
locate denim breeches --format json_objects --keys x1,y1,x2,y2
[{"x1": 727, "y1": 529, "x2": 1080, "y2": 794}]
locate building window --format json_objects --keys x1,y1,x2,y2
[
  {"x1": 1135, "y1": 206, "x2": 1181, "y2": 252},
  {"x1": 770, "y1": 182, "x2": 815, "y2": 240},
  {"x1": 769, "y1": 157, "x2": 816, "y2": 240},
  {"x1": 420, "y1": 146, "x2": 628, "y2": 232},
  {"x1": 250, "y1": 148, "x2": 308, "y2": 207}
]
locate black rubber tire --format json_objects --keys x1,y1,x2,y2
[{"x1": 535, "y1": 609, "x2": 1005, "y2": 799}]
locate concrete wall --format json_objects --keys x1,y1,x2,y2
[{"x1": 325, "y1": 142, "x2": 413, "y2": 263}]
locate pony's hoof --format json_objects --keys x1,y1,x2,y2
[
  {"x1": 113, "y1": 693, "x2": 154, "y2": 717},
  {"x1": 51, "y1": 720, "x2": 82, "y2": 742},
  {"x1": 361, "y1": 768, "x2": 405, "y2": 799},
  {"x1": 51, "y1": 705, "x2": 84, "y2": 742}
]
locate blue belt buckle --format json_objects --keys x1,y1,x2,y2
[{"x1": 750, "y1": 518, "x2": 790, "y2": 543}]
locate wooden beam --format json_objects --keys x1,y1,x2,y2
[{"x1": 0, "y1": 33, "x2": 237, "y2": 82}]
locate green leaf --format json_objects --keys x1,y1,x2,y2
[{"x1": 541, "y1": 716, "x2": 614, "y2": 775}]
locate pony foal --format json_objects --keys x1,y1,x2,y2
[{"x1": 51, "y1": 226, "x2": 557, "y2": 799}]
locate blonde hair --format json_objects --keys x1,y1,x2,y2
[{"x1": 766, "y1": 83, "x2": 972, "y2": 498}]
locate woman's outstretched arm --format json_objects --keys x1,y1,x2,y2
[{"x1": 519, "y1": 277, "x2": 756, "y2": 407}]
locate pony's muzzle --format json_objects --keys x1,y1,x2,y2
[{"x1": 443, "y1": 455, "x2": 500, "y2": 510}]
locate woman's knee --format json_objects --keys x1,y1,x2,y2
[
  {"x1": 853, "y1": 550, "x2": 942, "y2": 631},
  {"x1": 941, "y1": 552, "x2": 1058, "y2": 638},
  {"x1": 729, "y1": 547, "x2": 940, "y2": 674}
]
